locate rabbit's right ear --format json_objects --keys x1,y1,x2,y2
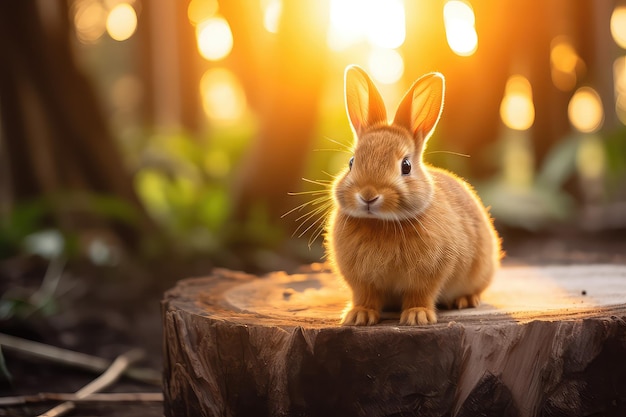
[
  {"x1": 344, "y1": 65, "x2": 387, "y2": 137},
  {"x1": 393, "y1": 72, "x2": 444, "y2": 145}
]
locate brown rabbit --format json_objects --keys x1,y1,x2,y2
[{"x1": 325, "y1": 65, "x2": 501, "y2": 326}]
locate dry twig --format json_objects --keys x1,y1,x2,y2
[
  {"x1": 0, "y1": 392, "x2": 163, "y2": 406},
  {"x1": 37, "y1": 349, "x2": 144, "y2": 417},
  {"x1": 0, "y1": 333, "x2": 161, "y2": 385}
]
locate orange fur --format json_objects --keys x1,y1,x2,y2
[{"x1": 326, "y1": 66, "x2": 502, "y2": 326}]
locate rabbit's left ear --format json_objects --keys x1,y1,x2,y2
[
  {"x1": 344, "y1": 65, "x2": 387, "y2": 137},
  {"x1": 393, "y1": 72, "x2": 445, "y2": 144}
]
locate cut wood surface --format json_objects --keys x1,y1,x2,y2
[{"x1": 162, "y1": 264, "x2": 626, "y2": 417}]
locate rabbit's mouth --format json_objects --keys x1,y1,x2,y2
[
  {"x1": 358, "y1": 193, "x2": 382, "y2": 214},
  {"x1": 344, "y1": 195, "x2": 398, "y2": 220},
  {"x1": 341, "y1": 204, "x2": 383, "y2": 219}
]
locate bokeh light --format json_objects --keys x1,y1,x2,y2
[
  {"x1": 550, "y1": 37, "x2": 584, "y2": 91},
  {"x1": 74, "y1": 0, "x2": 107, "y2": 44},
  {"x1": 568, "y1": 87, "x2": 604, "y2": 133},
  {"x1": 106, "y1": 3, "x2": 137, "y2": 42},
  {"x1": 610, "y1": 6, "x2": 626, "y2": 49},
  {"x1": 551, "y1": 39, "x2": 577, "y2": 74},
  {"x1": 196, "y1": 16, "x2": 234, "y2": 61},
  {"x1": 262, "y1": 0, "x2": 282, "y2": 34},
  {"x1": 500, "y1": 75, "x2": 535, "y2": 131},
  {"x1": 188, "y1": 0, "x2": 219, "y2": 26},
  {"x1": 368, "y1": 48, "x2": 404, "y2": 84},
  {"x1": 200, "y1": 68, "x2": 246, "y2": 123},
  {"x1": 443, "y1": 0, "x2": 478, "y2": 56},
  {"x1": 327, "y1": 0, "x2": 405, "y2": 51}
]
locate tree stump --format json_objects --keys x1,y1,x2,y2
[{"x1": 162, "y1": 264, "x2": 626, "y2": 417}]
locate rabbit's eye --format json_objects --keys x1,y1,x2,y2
[
  {"x1": 349, "y1": 156, "x2": 354, "y2": 170},
  {"x1": 401, "y1": 158, "x2": 411, "y2": 175}
]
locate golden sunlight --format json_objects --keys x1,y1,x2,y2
[
  {"x1": 188, "y1": 0, "x2": 219, "y2": 26},
  {"x1": 328, "y1": 0, "x2": 363, "y2": 50},
  {"x1": 106, "y1": 3, "x2": 137, "y2": 42},
  {"x1": 74, "y1": 0, "x2": 107, "y2": 44},
  {"x1": 327, "y1": 0, "x2": 405, "y2": 51},
  {"x1": 366, "y1": 0, "x2": 405, "y2": 49},
  {"x1": 196, "y1": 16, "x2": 233, "y2": 61},
  {"x1": 443, "y1": 0, "x2": 478, "y2": 57},
  {"x1": 200, "y1": 68, "x2": 246, "y2": 123},
  {"x1": 568, "y1": 87, "x2": 604, "y2": 133},
  {"x1": 500, "y1": 75, "x2": 535, "y2": 131},
  {"x1": 262, "y1": 0, "x2": 282, "y2": 34},
  {"x1": 368, "y1": 48, "x2": 404, "y2": 84},
  {"x1": 610, "y1": 6, "x2": 626, "y2": 49}
]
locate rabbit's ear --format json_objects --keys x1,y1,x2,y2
[
  {"x1": 344, "y1": 65, "x2": 387, "y2": 137},
  {"x1": 393, "y1": 72, "x2": 444, "y2": 144}
]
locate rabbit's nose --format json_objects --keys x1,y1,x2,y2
[{"x1": 358, "y1": 194, "x2": 380, "y2": 205}]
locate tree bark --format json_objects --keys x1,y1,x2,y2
[{"x1": 163, "y1": 264, "x2": 626, "y2": 417}]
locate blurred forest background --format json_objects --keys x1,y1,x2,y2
[
  {"x1": 1, "y1": 2, "x2": 626, "y2": 411},
  {"x1": 1, "y1": 0, "x2": 626, "y2": 332}
]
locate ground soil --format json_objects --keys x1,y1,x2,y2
[{"x1": 0, "y1": 228, "x2": 625, "y2": 416}]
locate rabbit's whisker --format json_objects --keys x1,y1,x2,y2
[
  {"x1": 295, "y1": 198, "x2": 330, "y2": 222},
  {"x1": 296, "y1": 202, "x2": 332, "y2": 239},
  {"x1": 323, "y1": 136, "x2": 353, "y2": 153},
  {"x1": 314, "y1": 148, "x2": 352, "y2": 154},
  {"x1": 288, "y1": 190, "x2": 330, "y2": 196},
  {"x1": 321, "y1": 171, "x2": 338, "y2": 180},
  {"x1": 424, "y1": 150, "x2": 470, "y2": 158},
  {"x1": 302, "y1": 178, "x2": 332, "y2": 187}
]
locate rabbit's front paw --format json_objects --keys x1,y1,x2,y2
[
  {"x1": 342, "y1": 306, "x2": 380, "y2": 326},
  {"x1": 400, "y1": 307, "x2": 437, "y2": 325}
]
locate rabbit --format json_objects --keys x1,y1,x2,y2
[{"x1": 325, "y1": 65, "x2": 502, "y2": 326}]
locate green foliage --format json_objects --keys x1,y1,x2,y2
[
  {"x1": 0, "y1": 192, "x2": 142, "y2": 262},
  {"x1": 0, "y1": 200, "x2": 49, "y2": 258},
  {"x1": 478, "y1": 180, "x2": 575, "y2": 230},
  {"x1": 131, "y1": 127, "x2": 288, "y2": 261},
  {"x1": 133, "y1": 131, "x2": 235, "y2": 253},
  {"x1": 477, "y1": 126, "x2": 626, "y2": 230}
]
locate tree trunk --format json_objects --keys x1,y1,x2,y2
[
  {"x1": 0, "y1": 0, "x2": 153, "y2": 245},
  {"x1": 163, "y1": 264, "x2": 626, "y2": 417},
  {"x1": 138, "y1": 0, "x2": 201, "y2": 132},
  {"x1": 221, "y1": 0, "x2": 330, "y2": 226}
]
